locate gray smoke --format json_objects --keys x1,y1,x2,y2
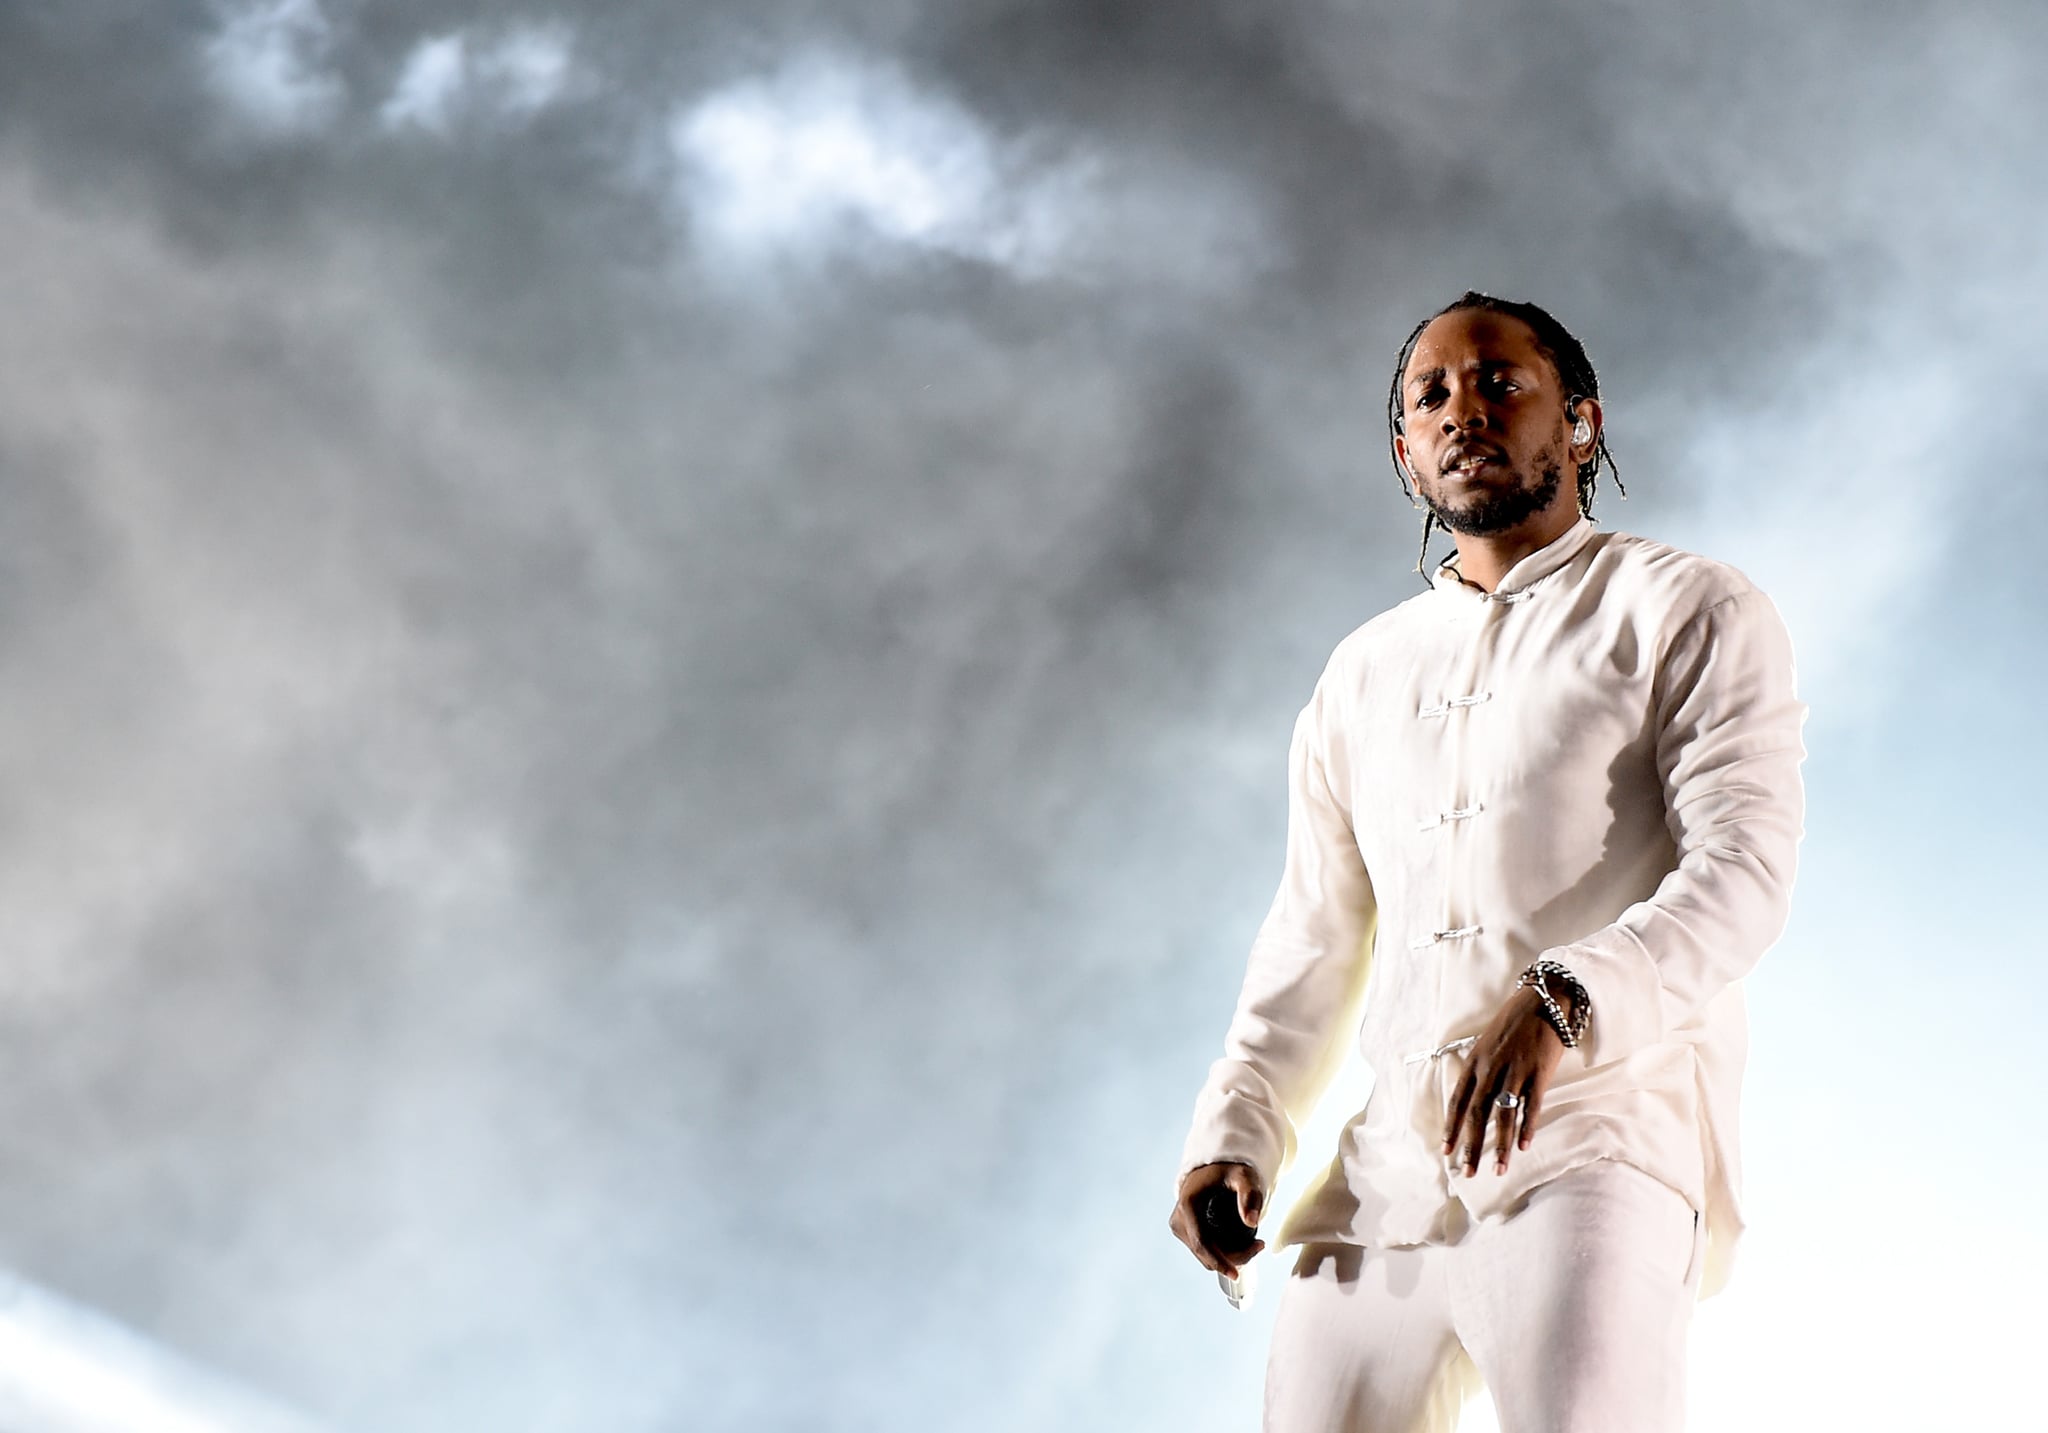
[{"x1": 0, "y1": 2, "x2": 2041, "y2": 1429}]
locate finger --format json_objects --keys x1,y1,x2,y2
[
  {"x1": 1519, "y1": 1073, "x2": 1546, "y2": 1149},
  {"x1": 1211, "y1": 1226, "x2": 1243, "y2": 1280},
  {"x1": 1171, "y1": 1194, "x2": 1224, "y2": 1274},
  {"x1": 1226, "y1": 1167, "x2": 1266, "y2": 1230},
  {"x1": 1443, "y1": 1066, "x2": 1475, "y2": 1156},
  {"x1": 1224, "y1": 1239, "x2": 1267, "y2": 1277},
  {"x1": 1493, "y1": 1076, "x2": 1526, "y2": 1174},
  {"x1": 1174, "y1": 1167, "x2": 1226, "y2": 1227},
  {"x1": 1217, "y1": 1175, "x2": 1265, "y2": 1274},
  {"x1": 1462, "y1": 1065, "x2": 1497, "y2": 1175},
  {"x1": 1181, "y1": 1178, "x2": 1256, "y2": 1276}
]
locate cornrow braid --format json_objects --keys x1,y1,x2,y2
[{"x1": 1386, "y1": 291, "x2": 1625, "y2": 586}]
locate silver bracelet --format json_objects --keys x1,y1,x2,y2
[{"x1": 1516, "y1": 960, "x2": 1591, "y2": 1048}]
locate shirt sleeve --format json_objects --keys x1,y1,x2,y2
[
  {"x1": 1547, "y1": 586, "x2": 1808, "y2": 1069},
  {"x1": 1176, "y1": 666, "x2": 1379, "y2": 1200}
]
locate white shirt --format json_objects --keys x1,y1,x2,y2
[{"x1": 1177, "y1": 515, "x2": 1807, "y2": 1299}]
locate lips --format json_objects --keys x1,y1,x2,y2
[{"x1": 1441, "y1": 443, "x2": 1503, "y2": 475}]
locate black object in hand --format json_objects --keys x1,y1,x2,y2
[{"x1": 1193, "y1": 1185, "x2": 1257, "y2": 1255}]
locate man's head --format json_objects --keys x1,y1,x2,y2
[{"x1": 1386, "y1": 292, "x2": 1621, "y2": 576}]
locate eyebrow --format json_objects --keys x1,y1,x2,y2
[{"x1": 1405, "y1": 358, "x2": 1525, "y2": 393}]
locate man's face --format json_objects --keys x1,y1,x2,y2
[{"x1": 1393, "y1": 309, "x2": 1583, "y2": 539}]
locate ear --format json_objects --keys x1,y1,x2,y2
[
  {"x1": 1393, "y1": 431, "x2": 1413, "y2": 481},
  {"x1": 1567, "y1": 396, "x2": 1604, "y2": 462}
]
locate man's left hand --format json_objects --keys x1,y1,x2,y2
[{"x1": 1442, "y1": 985, "x2": 1568, "y2": 1178}]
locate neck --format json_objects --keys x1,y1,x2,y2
[{"x1": 1446, "y1": 505, "x2": 1580, "y2": 592}]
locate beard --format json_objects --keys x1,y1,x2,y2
[{"x1": 1420, "y1": 449, "x2": 1566, "y2": 536}]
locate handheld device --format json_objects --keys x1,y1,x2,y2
[
  {"x1": 1193, "y1": 1184, "x2": 1260, "y2": 1310},
  {"x1": 1193, "y1": 1185, "x2": 1257, "y2": 1254}
]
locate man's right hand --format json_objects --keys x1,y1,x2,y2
[{"x1": 1168, "y1": 1161, "x2": 1267, "y2": 1279}]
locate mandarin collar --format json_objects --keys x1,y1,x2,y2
[{"x1": 1430, "y1": 515, "x2": 1598, "y2": 602}]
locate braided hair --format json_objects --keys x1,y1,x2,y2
[{"x1": 1385, "y1": 291, "x2": 1625, "y2": 585}]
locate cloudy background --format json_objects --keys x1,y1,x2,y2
[{"x1": 0, "y1": 2, "x2": 2040, "y2": 1429}]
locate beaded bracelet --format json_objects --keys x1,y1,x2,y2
[{"x1": 1516, "y1": 960, "x2": 1591, "y2": 1048}]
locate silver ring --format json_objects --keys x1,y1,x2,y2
[{"x1": 1493, "y1": 1091, "x2": 1522, "y2": 1109}]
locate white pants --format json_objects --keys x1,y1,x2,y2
[{"x1": 1263, "y1": 1158, "x2": 1705, "y2": 1433}]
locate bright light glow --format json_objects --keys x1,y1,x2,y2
[
  {"x1": 668, "y1": 55, "x2": 1277, "y2": 290},
  {"x1": 380, "y1": 34, "x2": 467, "y2": 133},
  {"x1": 0, "y1": 1269, "x2": 318, "y2": 1431},
  {"x1": 201, "y1": 0, "x2": 343, "y2": 137},
  {"x1": 484, "y1": 27, "x2": 573, "y2": 116},
  {"x1": 673, "y1": 59, "x2": 993, "y2": 253},
  {"x1": 1678, "y1": 353, "x2": 1967, "y2": 710},
  {"x1": 380, "y1": 26, "x2": 573, "y2": 134}
]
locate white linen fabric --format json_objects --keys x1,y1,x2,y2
[
  {"x1": 1178, "y1": 515, "x2": 1807, "y2": 1300},
  {"x1": 1263, "y1": 1158, "x2": 1706, "y2": 1433}
]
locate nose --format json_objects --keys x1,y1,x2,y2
[{"x1": 1439, "y1": 388, "x2": 1488, "y2": 434}]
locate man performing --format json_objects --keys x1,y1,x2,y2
[{"x1": 1168, "y1": 291, "x2": 1807, "y2": 1432}]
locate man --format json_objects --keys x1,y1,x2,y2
[{"x1": 1167, "y1": 292, "x2": 1807, "y2": 1432}]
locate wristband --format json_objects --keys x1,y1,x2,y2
[{"x1": 1516, "y1": 960, "x2": 1591, "y2": 1048}]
